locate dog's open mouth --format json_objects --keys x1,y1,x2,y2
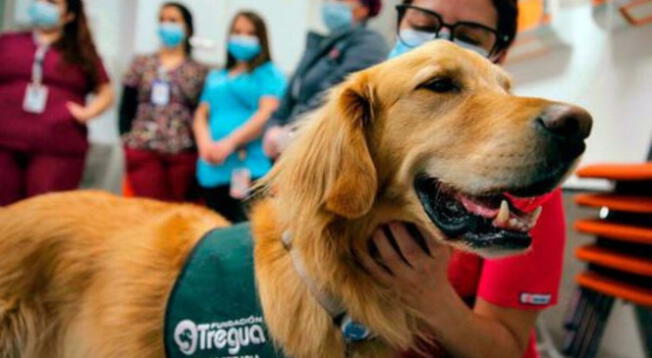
[{"x1": 414, "y1": 176, "x2": 546, "y2": 251}]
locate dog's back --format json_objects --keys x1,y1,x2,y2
[{"x1": 0, "y1": 191, "x2": 226, "y2": 358}]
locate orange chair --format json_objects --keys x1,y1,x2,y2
[{"x1": 563, "y1": 162, "x2": 651, "y2": 358}]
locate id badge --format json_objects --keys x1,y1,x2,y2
[
  {"x1": 23, "y1": 84, "x2": 49, "y2": 114},
  {"x1": 151, "y1": 80, "x2": 170, "y2": 106},
  {"x1": 230, "y1": 167, "x2": 252, "y2": 200}
]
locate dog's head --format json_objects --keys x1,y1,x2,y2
[{"x1": 265, "y1": 40, "x2": 591, "y2": 256}]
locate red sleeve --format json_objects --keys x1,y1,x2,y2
[
  {"x1": 96, "y1": 56, "x2": 111, "y2": 85},
  {"x1": 477, "y1": 189, "x2": 566, "y2": 310}
]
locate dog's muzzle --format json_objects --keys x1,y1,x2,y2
[{"x1": 414, "y1": 176, "x2": 545, "y2": 251}]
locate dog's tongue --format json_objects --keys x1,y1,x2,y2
[{"x1": 504, "y1": 192, "x2": 555, "y2": 213}]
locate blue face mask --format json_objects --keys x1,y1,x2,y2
[
  {"x1": 321, "y1": 2, "x2": 354, "y2": 33},
  {"x1": 158, "y1": 22, "x2": 186, "y2": 48},
  {"x1": 28, "y1": 1, "x2": 61, "y2": 29},
  {"x1": 388, "y1": 29, "x2": 491, "y2": 59},
  {"x1": 228, "y1": 35, "x2": 262, "y2": 62}
]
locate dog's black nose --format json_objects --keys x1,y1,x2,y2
[{"x1": 536, "y1": 104, "x2": 593, "y2": 142}]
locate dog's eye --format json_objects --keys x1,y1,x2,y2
[{"x1": 420, "y1": 77, "x2": 460, "y2": 93}]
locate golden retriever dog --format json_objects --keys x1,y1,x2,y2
[{"x1": 0, "y1": 40, "x2": 592, "y2": 358}]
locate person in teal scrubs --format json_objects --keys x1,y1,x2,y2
[{"x1": 193, "y1": 11, "x2": 285, "y2": 223}]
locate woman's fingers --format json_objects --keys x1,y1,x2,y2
[
  {"x1": 358, "y1": 223, "x2": 452, "y2": 290},
  {"x1": 354, "y1": 243, "x2": 394, "y2": 287},
  {"x1": 66, "y1": 102, "x2": 88, "y2": 122},
  {"x1": 417, "y1": 226, "x2": 446, "y2": 258},
  {"x1": 373, "y1": 227, "x2": 413, "y2": 277},
  {"x1": 388, "y1": 222, "x2": 431, "y2": 266}
]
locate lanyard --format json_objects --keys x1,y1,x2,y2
[{"x1": 31, "y1": 43, "x2": 50, "y2": 86}]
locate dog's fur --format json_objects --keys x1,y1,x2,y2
[{"x1": 0, "y1": 41, "x2": 586, "y2": 358}]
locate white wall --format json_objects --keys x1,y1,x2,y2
[
  {"x1": 0, "y1": 0, "x2": 7, "y2": 28},
  {"x1": 515, "y1": 5, "x2": 651, "y2": 357},
  {"x1": 84, "y1": 0, "x2": 136, "y2": 144},
  {"x1": 505, "y1": 3, "x2": 652, "y2": 189}
]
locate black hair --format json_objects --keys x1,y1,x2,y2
[{"x1": 54, "y1": 0, "x2": 102, "y2": 88}]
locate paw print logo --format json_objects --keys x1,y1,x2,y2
[{"x1": 174, "y1": 320, "x2": 198, "y2": 355}]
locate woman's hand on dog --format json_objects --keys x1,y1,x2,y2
[{"x1": 357, "y1": 222, "x2": 455, "y2": 318}]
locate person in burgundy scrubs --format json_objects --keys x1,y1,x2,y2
[
  {"x1": 0, "y1": 0, "x2": 114, "y2": 206},
  {"x1": 354, "y1": 1, "x2": 568, "y2": 358}
]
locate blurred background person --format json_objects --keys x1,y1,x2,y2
[
  {"x1": 0, "y1": 0, "x2": 114, "y2": 206},
  {"x1": 262, "y1": 0, "x2": 387, "y2": 159},
  {"x1": 119, "y1": 2, "x2": 208, "y2": 202},
  {"x1": 193, "y1": 11, "x2": 286, "y2": 222},
  {"x1": 388, "y1": 0, "x2": 516, "y2": 61}
]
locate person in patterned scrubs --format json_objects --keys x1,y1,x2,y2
[{"x1": 119, "y1": 2, "x2": 208, "y2": 202}]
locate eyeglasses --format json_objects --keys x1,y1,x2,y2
[{"x1": 396, "y1": 4, "x2": 510, "y2": 59}]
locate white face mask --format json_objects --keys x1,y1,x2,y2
[{"x1": 390, "y1": 29, "x2": 491, "y2": 59}]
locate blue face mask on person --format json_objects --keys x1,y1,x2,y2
[
  {"x1": 28, "y1": 1, "x2": 61, "y2": 29},
  {"x1": 388, "y1": 29, "x2": 491, "y2": 59},
  {"x1": 321, "y1": 1, "x2": 354, "y2": 33},
  {"x1": 158, "y1": 22, "x2": 186, "y2": 48},
  {"x1": 228, "y1": 35, "x2": 262, "y2": 62}
]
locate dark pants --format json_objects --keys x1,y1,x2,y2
[
  {"x1": 0, "y1": 148, "x2": 86, "y2": 206},
  {"x1": 125, "y1": 147, "x2": 197, "y2": 202},
  {"x1": 202, "y1": 185, "x2": 248, "y2": 223}
]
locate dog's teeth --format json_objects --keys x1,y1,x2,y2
[
  {"x1": 528, "y1": 207, "x2": 543, "y2": 227},
  {"x1": 495, "y1": 200, "x2": 510, "y2": 224}
]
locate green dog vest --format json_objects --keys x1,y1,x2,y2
[{"x1": 164, "y1": 223, "x2": 287, "y2": 358}]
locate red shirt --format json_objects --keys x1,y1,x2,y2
[
  {"x1": 0, "y1": 32, "x2": 110, "y2": 155},
  {"x1": 404, "y1": 189, "x2": 566, "y2": 358}
]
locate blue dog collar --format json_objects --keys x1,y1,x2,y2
[{"x1": 340, "y1": 315, "x2": 373, "y2": 342}]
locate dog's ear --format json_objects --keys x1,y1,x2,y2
[{"x1": 323, "y1": 74, "x2": 378, "y2": 219}]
